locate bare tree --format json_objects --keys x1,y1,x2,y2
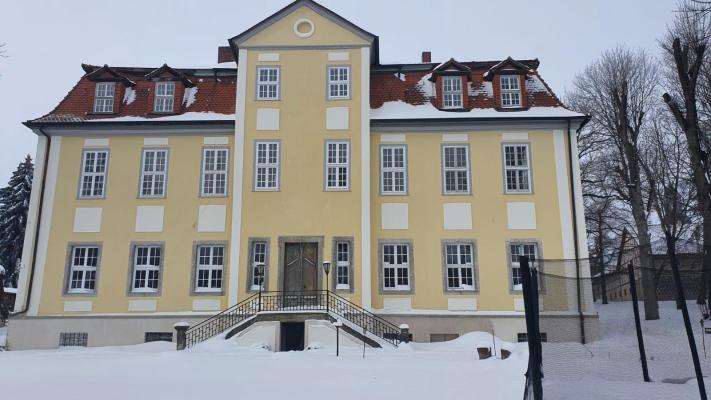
[
  {"x1": 568, "y1": 47, "x2": 662, "y2": 319},
  {"x1": 662, "y1": 0, "x2": 711, "y2": 306}
]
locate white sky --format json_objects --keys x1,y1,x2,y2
[{"x1": 0, "y1": 0, "x2": 676, "y2": 182}]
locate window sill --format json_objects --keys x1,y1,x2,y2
[{"x1": 193, "y1": 289, "x2": 224, "y2": 296}]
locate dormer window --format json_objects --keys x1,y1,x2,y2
[
  {"x1": 93, "y1": 82, "x2": 115, "y2": 113},
  {"x1": 154, "y1": 82, "x2": 175, "y2": 113},
  {"x1": 442, "y1": 76, "x2": 463, "y2": 109},
  {"x1": 500, "y1": 76, "x2": 521, "y2": 108}
]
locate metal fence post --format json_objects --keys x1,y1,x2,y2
[{"x1": 627, "y1": 262, "x2": 651, "y2": 382}]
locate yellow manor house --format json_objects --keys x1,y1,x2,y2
[{"x1": 9, "y1": 0, "x2": 597, "y2": 350}]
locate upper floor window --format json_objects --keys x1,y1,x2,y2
[
  {"x1": 201, "y1": 148, "x2": 229, "y2": 197},
  {"x1": 140, "y1": 149, "x2": 168, "y2": 198},
  {"x1": 500, "y1": 76, "x2": 521, "y2": 108},
  {"x1": 327, "y1": 66, "x2": 350, "y2": 99},
  {"x1": 79, "y1": 150, "x2": 108, "y2": 198},
  {"x1": 442, "y1": 145, "x2": 470, "y2": 194},
  {"x1": 503, "y1": 144, "x2": 531, "y2": 193},
  {"x1": 154, "y1": 82, "x2": 175, "y2": 113},
  {"x1": 131, "y1": 245, "x2": 162, "y2": 294},
  {"x1": 67, "y1": 246, "x2": 99, "y2": 294},
  {"x1": 257, "y1": 67, "x2": 280, "y2": 100},
  {"x1": 381, "y1": 145, "x2": 407, "y2": 195},
  {"x1": 255, "y1": 141, "x2": 280, "y2": 191},
  {"x1": 444, "y1": 242, "x2": 475, "y2": 291},
  {"x1": 382, "y1": 243, "x2": 411, "y2": 291},
  {"x1": 93, "y1": 82, "x2": 115, "y2": 113},
  {"x1": 509, "y1": 242, "x2": 538, "y2": 291},
  {"x1": 442, "y1": 76, "x2": 463, "y2": 109},
  {"x1": 195, "y1": 245, "x2": 224, "y2": 293},
  {"x1": 325, "y1": 141, "x2": 349, "y2": 190}
]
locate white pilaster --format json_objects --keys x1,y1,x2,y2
[{"x1": 360, "y1": 46, "x2": 372, "y2": 310}]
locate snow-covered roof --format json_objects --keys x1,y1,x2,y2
[{"x1": 88, "y1": 112, "x2": 235, "y2": 123}]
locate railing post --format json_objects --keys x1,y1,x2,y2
[
  {"x1": 326, "y1": 290, "x2": 330, "y2": 314},
  {"x1": 174, "y1": 321, "x2": 189, "y2": 350},
  {"x1": 399, "y1": 323, "x2": 411, "y2": 343}
]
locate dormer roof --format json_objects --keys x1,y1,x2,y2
[
  {"x1": 82, "y1": 64, "x2": 136, "y2": 87},
  {"x1": 483, "y1": 57, "x2": 537, "y2": 81},
  {"x1": 144, "y1": 64, "x2": 195, "y2": 87},
  {"x1": 428, "y1": 58, "x2": 471, "y2": 81}
]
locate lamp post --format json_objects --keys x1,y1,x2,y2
[
  {"x1": 254, "y1": 262, "x2": 265, "y2": 312},
  {"x1": 699, "y1": 303, "x2": 709, "y2": 358},
  {"x1": 333, "y1": 319, "x2": 343, "y2": 356},
  {"x1": 322, "y1": 260, "x2": 331, "y2": 313}
]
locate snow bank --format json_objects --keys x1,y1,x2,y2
[{"x1": 371, "y1": 100, "x2": 584, "y2": 120}]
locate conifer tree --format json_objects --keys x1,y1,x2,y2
[{"x1": 0, "y1": 155, "x2": 33, "y2": 287}]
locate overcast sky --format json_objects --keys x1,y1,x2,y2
[{"x1": 0, "y1": 0, "x2": 676, "y2": 183}]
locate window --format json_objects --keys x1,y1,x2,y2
[
  {"x1": 140, "y1": 149, "x2": 168, "y2": 197},
  {"x1": 500, "y1": 76, "x2": 521, "y2": 108},
  {"x1": 509, "y1": 242, "x2": 538, "y2": 291},
  {"x1": 327, "y1": 66, "x2": 350, "y2": 99},
  {"x1": 325, "y1": 141, "x2": 349, "y2": 190},
  {"x1": 250, "y1": 241, "x2": 268, "y2": 291},
  {"x1": 79, "y1": 150, "x2": 109, "y2": 198},
  {"x1": 195, "y1": 245, "x2": 224, "y2": 292},
  {"x1": 503, "y1": 144, "x2": 531, "y2": 193},
  {"x1": 442, "y1": 145, "x2": 470, "y2": 194},
  {"x1": 430, "y1": 333, "x2": 459, "y2": 343},
  {"x1": 59, "y1": 332, "x2": 88, "y2": 347},
  {"x1": 335, "y1": 241, "x2": 351, "y2": 290},
  {"x1": 442, "y1": 76, "x2": 463, "y2": 109},
  {"x1": 201, "y1": 148, "x2": 229, "y2": 196},
  {"x1": 131, "y1": 245, "x2": 162, "y2": 293},
  {"x1": 517, "y1": 332, "x2": 547, "y2": 343},
  {"x1": 382, "y1": 243, "x2": 410, "y2": 291},
  {"x1": 154, "y1": 81, "x2": 175, "y2": 113},
  {"x1": 67, "y1": 246, "x2": 99, "y2": 294},
  {"x1": 444, "y1": 242, "x2": 475, "y2": 291},
  {"x1": 256, "y1": 67, "x2": 279, "y2": 100},
  {"x1": 93, "y1": 82, "x2": 115, "y2": 113},
  {"x1": 381, "y1": 145, "x2": 407, "y2": 195},
  {"x1": 145, "y1": 332, "x2": 173, "y2": 343},
  {"x1": 255, "y1": 142, "x2": 279, "y2": 191}
]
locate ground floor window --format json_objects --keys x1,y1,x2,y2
[
  {"x1": 131, "y1": 244, "x2": 162, "y2": 293},
  {"x1": 335, "y1": 240, "x2": 352, "y2": 291},
  {"x1": 195, "y1": 245, "x2": 224, "y2": 292},
  {"x1": 443, "y1": 242, "x2": 475, "y2": 291},
  {"x1": 509, "y1": 242, "x2": 538, "y2": 291},
  {"x1": 249, "y1": 240, "x2": 269, "y2": 291},
  {"x1": 67, "y1": 245, "x2": 99, "y2": 294},
  {"x1": 382, "y1": 242, "x2": 411, "y2": 291}
]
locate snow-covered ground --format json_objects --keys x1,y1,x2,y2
[{"x1": 1, "y1": 301, "x2": 709, "y2": 399}]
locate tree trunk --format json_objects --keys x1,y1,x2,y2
[{"x1": 598, "y1": 214, "x2": 609, "y2": 304}]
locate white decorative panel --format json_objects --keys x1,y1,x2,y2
[
  {"x1": 326, "y1": 107, "x2": 349, "y2": 130},
  {"x1": 507, "y1": 202, "x2": 537, "y2": 230},
  {"x1": 380, "y1": 134, "x2": 406, "y2": 143},
  {"x1": 381, "y1": 203, "x2": 408, "y2": 230},
  {"x1": 198, "y1": 205, "x2": 226, "y2": 232},
  {"x1": 128, "y1": 299, "x2": 157, "y2": 312},
  {"x1": 441, "y1": 133, "x2": 468, "y2": 142},
  {"x1": 443, "y1": 203, "x2": 472, "y2": 230},
  {"x1": 256, "y1": 108, "x2": 280, "y2": 131},
  {"x1": 63, "y1": 301, "x2": 92, "y2": 312},
  {"x1": 73, "y1": 208, "x2": 102, "y2": 233},
  {"x1": 514, "y1": 298, "x2": 525, "y2": 311},
  {"x1": 144, "y1": 137, "x2": 169, "y2": 146},
  {"x1": 502, "y1": 132, "x2": 529, "y2": 140},
  {"x1": 203, "y1": 136, "x2": 229, "y2": 145},
  {"x1": 257, "y1": 53, "x2": 279, "y2": 62},
  {"x1": 135, "y1": 206, "x2": 164, "y2": 233},
  {"x1": 447, "y1": 298, "x2": 477, "y2": 311},
  {"x1": 83, "y1": 138, "x2": 109, "y2": 147},
  {"x1": 383, "y1": 298, "x2": 412, "y2": 310},
  {"x1": 192, "y1": 299, "x2": 222, "y2": 311},
  {"x1": 328, "y1": 52, "x2": 350, "y2": 61}
]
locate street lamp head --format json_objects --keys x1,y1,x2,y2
[
  {"x1": 253, "y1": 262, "x2": 265, "y2": 277},
  {"x1": 322, "y1": 260, "x2": 331, "y2": 275}
]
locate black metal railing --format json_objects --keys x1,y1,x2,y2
[{"x1": 184, "y1": 290, "x2": 402, "y2": 348}]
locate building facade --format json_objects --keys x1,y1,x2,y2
[{"x1": 9, "y1": 0, "x2": 596, "y2": 349}]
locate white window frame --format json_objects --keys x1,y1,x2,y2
[
  {"x1": 442, "y1": 76, "x2": 463, "y2": 109},
  {"x1": 380, "y1": 145, "x2": 407, "y2": 195},
  {"x1": 509, "y1": 242, "x2": 538, "y2": 291},
  {"x1": 154, "y1": 81, "x2": 175, "y2": 113},
  {"x1": 325, "y1": 140, "x2": 349, "y2": 191},
  {"x1": 195, "y1": 245, "x2": 225, "y2": 293},
  {"x1": 382, "y1": 243, "x2": 411, "y2": 291},
  {"x1": 254, "y1": 141, "x2": 280, "y2": 191},
  {"x1": 131, "y1": 245, "x2": 162, "y2": 293},
  {"x1": 250, "y1": 241, "x2": 268, "y2": 291},
  {"x1": 500, "y1": 75, "x2": 521, "y2": 108},
  {"x1": 140, "y1": 149, "x2": 169, "y2": 198},
  {"x1": 327, "y1": 66, "x2": 350, "y2": 99},
  {"x1": 93, "y1": 82, "x2": 115, "y2": 113},
  {"x1": 444, "y1": 242, "x2": 475, "y2": 291},
  {"x1": 79, "y1": 150, "x2": 109, "y2": 199},
  {"x1": 201, "y1": 148, "x2": 229, "y2": 197},
  {"x1": 335, "y1": 241, "x2": 351, "y2": 290},
  {"x1": 67, "y1": 246, "x2": 99, "y2": 294},
  {"x1": 256, "y1": 66, "x2": 280, "y2": 100},
  {"x1": 503, "y1": 143, "x2": 532, "y2": 193},
  {"x1": 442, "y1": 144, "x2": 470, "y2": 194}
]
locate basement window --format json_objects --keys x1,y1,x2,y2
[
  {"x1": 145, "y1": 332, "x2": 173, "y2": 343},
  {"x1": 59, "y1": 332, "x2": 88, "y2": 347}
]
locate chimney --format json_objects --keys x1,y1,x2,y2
[
  {"x1": 421, "y1": 51, "x2": 432, "y2": 63},
  {"x1": 217, "y1": 46, "x2": 235, "y2": 63}
]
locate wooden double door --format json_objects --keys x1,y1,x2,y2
[{"x1": 283, "y1": 242, "x2": 319, "y2": 292}]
